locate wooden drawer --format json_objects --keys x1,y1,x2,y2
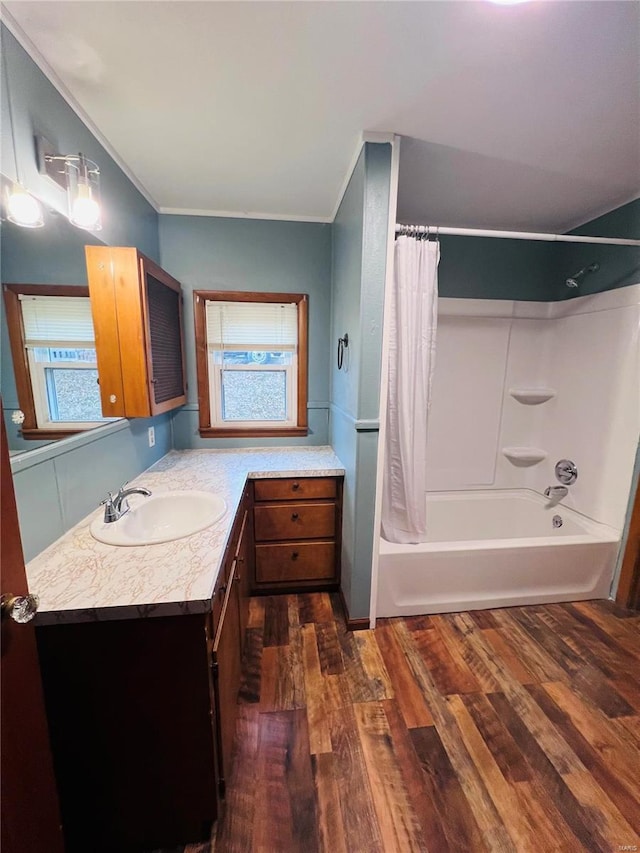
[
  {"x1": 254, "y1": 502, "x2": 335, "y2": 542},
  {"x1": 255, "y1": 542, "x2": 336, "y2": 583},
  {"x1": 254, "y1": 477, "x2": 337, "y2": 502}
]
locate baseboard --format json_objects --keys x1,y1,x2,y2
[{"x1": 338, "y1": 587, "x2": 370, "y2": 631}]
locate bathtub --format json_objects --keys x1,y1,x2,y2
[{"x1": 376, "y1": 489, "x2": 620, "y2": 617}]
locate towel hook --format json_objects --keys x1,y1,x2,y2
[{"x1": 337, "y1": 333, "x2": 349, "y2": 370}]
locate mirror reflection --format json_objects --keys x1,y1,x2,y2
[{"x1": 1, "y1": 192, "x2": 120, "y2": 456}]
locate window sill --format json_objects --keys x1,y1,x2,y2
[
  {"x1": 199, "y1": 426, "x2": 309, "y2": 439},
  {"x1": 21, "y1": 428, "x2": 85, "y2": 441}
]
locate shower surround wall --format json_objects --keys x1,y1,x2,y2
[{"x1": 425, "y1": 283, "x2": 640, "y2": 532}]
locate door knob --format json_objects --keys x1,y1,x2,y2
[{"x1": 1, "y1": 593, "x2": 39, "y2": 623}]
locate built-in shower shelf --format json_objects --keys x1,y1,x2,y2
[
  {"x1": 509, "y1": 388, "x2": 557, "y2": 405},
  {"x1": 502, "y1": 447, "x2": 548, "y2": 467}
]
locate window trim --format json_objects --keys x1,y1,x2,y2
[
  {"x1": 193, "y1": 290, "x2": 308, "y2": 438},
  {"x1": 3, "y1": 283, "x2": 102, "y2": 440}
]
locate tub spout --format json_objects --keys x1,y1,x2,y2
[{"x1": 544, "y1": 485, "x2": 568, "y2": 502}]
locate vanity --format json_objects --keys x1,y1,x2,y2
[{"x1": 26, "y1": 447, "x2": 344, "y2": 852}]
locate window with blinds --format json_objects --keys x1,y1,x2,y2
[
  {"x1": 196, "y1": 292, "x2": 308, "y2": 435},
  {"x1": 205, "y1": 299, "x2": 298, "y2": 426},
  {"x1": 17, "y1": 293, "x2": 109, "y2": 429}
]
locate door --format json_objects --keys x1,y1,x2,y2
[{"x1": 1, "y1": 409, "x2": 64, "y2": 852}]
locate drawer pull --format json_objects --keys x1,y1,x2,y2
[
  {"x1": 291, "y1": 551, "x2": 299, "y2": 560},
  {"x1": 291, "y1": 512, "x2": 299, "y2": 521},
  {"x1": 292, "y1": 482, "x2": 300, "y2": 491},
  {"x1": 218, "y1": 584, "x2": 227, "y2": 595}
]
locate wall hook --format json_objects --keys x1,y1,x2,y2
[{"x1": 338, "y1": 333, "x2": 349, "y2": 370}]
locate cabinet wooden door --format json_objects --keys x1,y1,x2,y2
[
  {"x1": 235, "y1": 509, "x2": 252, "y2": 648},
  {"x1": 211, "y1": 560, "x2": 242, "y2": 796},
  {"x1": 1, "y1": 409, "x2": 64, "y2": 853},
  {"x1": 86, "y1": 246, "x2": 186, "y2": 418}
]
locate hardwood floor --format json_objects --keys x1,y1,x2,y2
[{"x1": 196, "y1": 594, "x2": 640, "y2": 852}]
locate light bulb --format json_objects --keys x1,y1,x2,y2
[
  {"x1": 69, "y1": 181, "x2": 101, "y2": 230},
  {"x1": 6, "y1": 183, "x2": 44, "y2": 228}
]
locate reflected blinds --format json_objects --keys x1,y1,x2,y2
[{"x1": 19, "y1": 295, "x2": 95, "y2": 346}]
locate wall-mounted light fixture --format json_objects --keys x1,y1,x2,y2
[
  {"x1": 4, "y1": 181, "x2": 44, "y2": 228},
  {"x1": 36, "y1": 135, "x2": 102, "y2": 231},
  {"x1": 2, "y1": 48, "x2": 44, "y2": 228}
]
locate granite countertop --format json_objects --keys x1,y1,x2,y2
[{"x1": 27, "y1": 447, "x2": 344, "y2": 625}]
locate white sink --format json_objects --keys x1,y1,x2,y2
[{"x1": 90, "y1": 490, "x2": 227, "y2": 546}]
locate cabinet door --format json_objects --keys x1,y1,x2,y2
[
  {"x1": 212, "y1": 560, "x2": 242, "y2": 797},
  {"x1": 86, "y1": 246, "x2": 186, "y2": 418},
  {"x1": 234, "y1": 511, "x2": 250, "y2": 647},
  {"x1": 86, "y1": 246, "x2": 144, "y2": 417}
]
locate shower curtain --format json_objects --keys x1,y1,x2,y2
[{"x1": 381, "y1": 235, "x2": 439, "y2": 544}]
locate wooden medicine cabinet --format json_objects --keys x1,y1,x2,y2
[{"x1": 85, "y1": 246, "x2": 186, "y2": 418}]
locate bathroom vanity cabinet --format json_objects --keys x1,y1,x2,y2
[
  {"x1": 35, "y1": 486, "x2": 253, "y2": 852},
  {"x1": 251, "y1": 476, "x2": 343, "y2": 593},
  {"x1": 85, "y1": 246, "x2": 186, "y2": 419}
]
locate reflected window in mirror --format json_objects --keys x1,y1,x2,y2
[{"x1": 3, "y1": 284, "x2": 114, "y2": 439}]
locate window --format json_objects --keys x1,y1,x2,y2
[
  {"x1": 194, "y1": 291, "x2": 308, "y2": 437},
  {"x1": 3, "y1": 284, "x2": 113, "y2": 439}
]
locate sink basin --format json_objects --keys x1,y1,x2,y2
[{"x1": 90, "y1": 490, "x2": 227, "y2": 546}]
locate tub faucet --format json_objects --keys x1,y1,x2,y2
[
  {"x1": 544, "y1": 485, "x2": 568, "y2": 503},
  {"x1": 101, "y1": 484, "x2": 152, "y2": 523}
]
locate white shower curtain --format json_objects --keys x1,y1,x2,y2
[{"x1": 381, "y1": 235, "x2": 439, "y2": 544}]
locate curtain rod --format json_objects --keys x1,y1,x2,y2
[{"x1": 395, "y1": 224, "x2": 640, "y2": 247}]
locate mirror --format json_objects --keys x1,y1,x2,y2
[{"x1": 1, "y1": 190, "x2": 121, "y2": 456}]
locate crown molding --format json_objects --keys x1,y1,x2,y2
[{"x1": 158, "y1": 207, "x2": 332, "y2": 223}]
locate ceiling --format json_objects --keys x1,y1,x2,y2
[{"x1": 3, "y1": 1, "x2": 639, "y2": 231}]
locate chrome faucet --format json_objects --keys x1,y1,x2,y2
[
  {"x1": 101, "y1": 484, "x2": 151, "y2": 523},
  {"x1": 544, "y1": 485, "x2": 568, "y2": 502}
]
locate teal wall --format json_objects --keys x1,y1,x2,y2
[
  {"x1": 158, "y1": 215, "x2": 332, "y2": 447},
  {"x1": 418, "y1": 198, "x2": 639, "y2": 302},
  {"x1": 1, "y1": 24, "x2": 171, "y2": 560},
  {"x1": 553, "y1": 198, "x2": 640, "y2": 301},
  {"x1": 330, "y1": 142, "x2": 392, "y2": 620},
  {"x1": 437, "y1": 236, "x2": 557, "y2": 301}
]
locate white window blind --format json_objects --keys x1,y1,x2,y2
[
  {"x1": 19, "y1": 295, "x2": 95, "y2": 345},
  {"x1": 206, "y1": 301, "x2": 298, "y2": 349}
]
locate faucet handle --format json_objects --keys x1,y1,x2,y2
[{"x1": 100, "y1": 492, "x2": 118, "y2": 523}]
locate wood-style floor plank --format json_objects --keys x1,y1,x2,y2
[
  {"x1": 328, "y1": 704, "x2": 385, "y2": 853},
  {"x1": 310, "y1": 752, "x2": 348, "y2": 853},
  {"x1": 376, "y1": 623, "x2": 434, "y2": 728},
  {"x1": 409, "y1": 724, "x2": 488, "y2": 853},
  {"x1": 353, "y1": 701, "x2": 427, "y2": 852},
  {"x1": 300, "y1": 622, "x2": 332, "y2": 754},
  {"x1": 381, "y1": 698, "x2": 452, "y2": 851},
  {"x1": 206, "y1": 595, "x2": 640, "y2": 853}
]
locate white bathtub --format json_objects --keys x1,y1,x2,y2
[{"x1": 376, "y1": 489, "x2": 620, "y2": 617}]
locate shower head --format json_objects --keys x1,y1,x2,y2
[{"x1": 566, "y1": 262, "x2": 600, "y2": 288}]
